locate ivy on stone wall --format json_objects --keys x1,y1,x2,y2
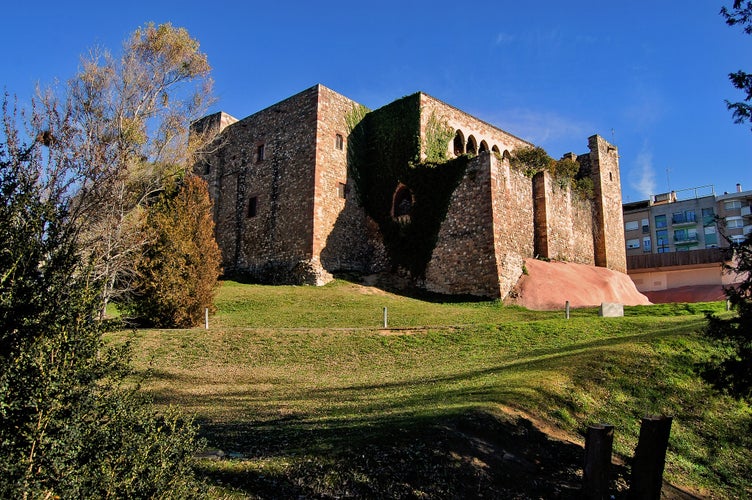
[
  {"x1": 511, "y1": 146, "x2": 594, "y2": 200},
  {"x1": 347, "y1": 94, "x2": 468, "y2": 278},
  {"x1": 423, "y1": 111, "x2": 455, "y2": 163}
]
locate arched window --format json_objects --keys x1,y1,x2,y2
[
  {"x1": 391, "y1": 183, "x2": 414, "y2": 224},
  {"x1": 466, "y1": 135, "x2": 478, "y2": 156},
  {"x1": 479, "y1": 140, "x2": 489, "y2": 154},
  {"x1": 492, "y1": 145, "x2": 501, "y2": 159},
  {"x1": 502, "y1": 150, "x2": 512, "y2": 161},
  {"x1": 453, "y1": 130, "x2": 465, "y2": 156}
]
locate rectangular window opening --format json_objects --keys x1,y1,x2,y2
[
  {"x1": 337, "y1": 182, "x2": 348, "y2": 199},
  {"x1": 247, "y1": 196, "x2": 258, "y2": 218},
  {"x1": 335, "y1": 133, "x2": 344, "y2": 151},
  {"x1": 256, "y1": 144, "x2": 265, "y2": 162}
]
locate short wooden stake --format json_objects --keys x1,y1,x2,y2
[
  {"x1": 565, "y1": 300, "x2": 570, "y2": 319},
  {"x1": 583, "y1": 423, "x2": 614, "y2": 499},
  {"x1": 629, "y1": 415, "x2": 673, "y2": 499},
  {"x1": 727, "y1": 299, "x2": 731, "y2": 311},
  {"x1": 383, "y1": 307, "x2": 388, "y2": 329},
  {"x1": 205, "y1": 307, "x2": 209, "y2": 330}
]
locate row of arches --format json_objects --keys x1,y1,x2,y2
[{"x1": 452, "y1": 129, "x2": 510, "y2": 160}]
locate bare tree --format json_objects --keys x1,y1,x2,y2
[{"x1": 60, "y1": 23, "x2": 215, "y2": 317}]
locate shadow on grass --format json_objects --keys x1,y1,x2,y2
[
  {"x1": 195, "y1": 408, "x2": 630, "y2": 499},
  {"x1": 140, "y1": 322, "x2": 721, "y2": 497}
]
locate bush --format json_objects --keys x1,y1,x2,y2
[
  {"x1": 123, "y1": 174, "x2": 222, "y2": 328},
  {"x1": 0, "y1": 98, "x2": 206, "y2": 498}
]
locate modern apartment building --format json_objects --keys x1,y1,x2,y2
[{"x1": 622, "y1": 184, "x2": 752, "y2": 299}]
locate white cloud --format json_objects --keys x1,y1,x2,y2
[
  {"x1": 494, "y1": 32, "x2": 516, "y2": 45},
  {"x1": 629, "y1": 142, "x2": 657, "y2": 199},
  {"x1": 486, "y1": 107, "x2": 592, "y2": 152}
]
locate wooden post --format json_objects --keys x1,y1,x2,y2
[
  {"x1": 566, "y1": 300, "x2": 570, "y2": 319},
  {"x1": 383, "y1": 307, "x2": 388, "y2": 329},
  {"x1": 205, "y1": 307, "x2": 209, "y2": 330},
  {"x1": 727, "y1": 299, "x2": 731, "y2": 311},
  {"x1": 629, "y1": 416, "x2": 673, "y2": 499},
  {"x1": 583, "y1": 423, "x2": 614, "y2": 499}
]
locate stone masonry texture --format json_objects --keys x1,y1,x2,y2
[{"x1": 194, "y1": 84, "x2": 626, "y2": 297}]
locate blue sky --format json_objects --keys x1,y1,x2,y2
[{"x1": 3, "y1": 1, "x2": 750, "y2": 203}]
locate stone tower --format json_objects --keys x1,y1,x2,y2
[{"x1": 588, "y1": 135, "x2": 627, "y2": 273}]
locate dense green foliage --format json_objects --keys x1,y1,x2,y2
[
  {"x1": 721, "y1": 1, "x2": 752, "y2": 128},
  {"x1": 703, "y1": 3, "x2": 752, "y2": 398},
  {"x1": 703, "y1": 234, "x2": 752, "y2": 397},
  {"x1": 511, "y1": 146, "x2": 594, "y2": 199},
  {"x1": 510, "y1": 145, "x2": 555, "y2": 177},
  {"x1": 112, "y1": 280, "x2": 749, "y2": 498},
  {"x1": 347, "y1": 94, "x2": 468, "y2": 277},
  {"x1": 123, "y1": 174, "x2": 222, "y2": 327},
  {"x1": 0, "y1": 102, "x2": 206, "y2": 497}
]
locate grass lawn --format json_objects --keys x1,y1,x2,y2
[{"x1": 110, "y1": 280, "x2": 751, "y2": 498}]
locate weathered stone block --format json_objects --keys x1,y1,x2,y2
[{"x1": 599, "y1": 302, "x2": 624, "y2": 317}]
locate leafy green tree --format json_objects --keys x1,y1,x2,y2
[
  {"x1": 721, "y1": 1, "x2": 752, "y2": 128},
  {"x1": 701, "y1": 2, "x2": 752, "y2": 398},
  {"x1": 0, "y1": 97, "x2": 206, "y2": 497},
  {"x1": 703, "y1": 235, "x2": 752, "y2": 397},
  {"x1": 124, "y1": 174, "x2": 222, "y2": 327}
]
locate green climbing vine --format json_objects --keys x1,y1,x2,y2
[
  {"x1": 510, "y1": 146, "x2": 594, "y2": 200},
  {"x1": 423, "y1": 111, "x2": 455, "y2": 163},
  {"x1": 347, "y1": 94, "x2": 468, "y2": 277}
]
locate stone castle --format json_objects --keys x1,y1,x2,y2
[{"x1": 193, "y1": 84, "x2": 626, "y2": 299}]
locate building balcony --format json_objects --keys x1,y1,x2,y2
[
  {"x1": 672, "y1": 220, "x2": 698, "y2": 228},
  {"x1": 742, "y1": 205, "x2": 752, "y2": 218},
  {"x1": 671, "y1": 215, "x2": 697, "y2": 226},
  {"x1": 674, "y1": 237, "x2": 699, "y2": 245}
]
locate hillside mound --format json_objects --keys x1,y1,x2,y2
[{"x1": 508, "y1": 259, "x2": 651, "y2": 310}]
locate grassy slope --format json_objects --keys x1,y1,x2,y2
[{"x1": 111, "y1": 281, "x2": 751, "y2": 498}]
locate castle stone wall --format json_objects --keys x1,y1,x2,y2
[
  {"x1": 418, "y1": 94, "x2": 532, "y2": 159},
  {"x1": 490, "y1": 155, "x2": 535, "y2": 297},
  {"x1": 195, "y1": 86, "x2": 626, "y2": 297},
  {"x1": 424, "y1": 154, "x2": 499, "y2": 297},
  {"x1": 533, "y1": 171, "x2": 596, "y2": 264},
  {"x1": 588, "y1": 135, "x2": 626, "y2": 273},
  {"x1": 314, "y1": 87, "x2": 384, "y2": 277},
  {"x1": 197, "y1": 86, "x2": 321, "y2": 283}
]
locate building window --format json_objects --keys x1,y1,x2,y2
[
  {"x1": 641, "y1": 218, "x2": 649, "y2": 233},
  {"x1": 625, "y1": 220, "x2": 639, "y2": 231},
  {"x1": 337, "y1": 182, "x2": 349, "y2": 199},
  {"x1": 727, "y1": 217, "x2": 744, "y2": 229},
  {"x1": 674, "y1": 228, "x2": 698, "y2": 242},
  {"x1": 247, "y1": 196, "x2": 258, "y2": 218},
  {"x1": 730, "y1": 234, "x2": 746, "y2": 244},
  {"x1": 643, "y1": 236, "x2": 651, "y2": 252},
  {"x1": 656, "y1": 229, "x2": 670, "y2": 252},
  {"x1": 671, "y1": 210, "x2": 696, "y2": 224},
  {"x1": 704, "y1": 226, "x2": 718, "y2": 246},
  {"x1": 256, "y1": 144, "x2": 265, "y2": 162},
  {"x1": 335, "y1": 134, "x2": 344, "y2": 150},
  {"x1": 626, "y1": 238, "x2": 640, "y2": 249},
  {"x1": 724, "y1": 200, "x2": 742, "y2": 210},
  {"x1": 702, "y1": 207, "x2": 715, "y2": 225},
  {"x1": 655, "y1": 214, "x2": 667, "y2": 229}
]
